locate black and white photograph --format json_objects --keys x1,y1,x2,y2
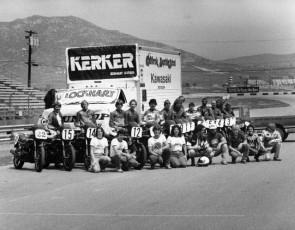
[{"x1": 0, "y1": 0, "x2": 295, "y2": 229}]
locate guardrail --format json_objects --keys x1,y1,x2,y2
[{"x1": 0, "y1": 124, "x2": 34, "y2": 142}]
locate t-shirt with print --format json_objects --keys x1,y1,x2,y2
[
  {"x1": 148, "y1": 134, "x2": 167, "y2": 152},
  {"x1": 246, "y1": 133, "x2": 260, "y2": 149},
  {"x1": 187, "y1": 133, "x2": 208, "y2": 148},
  {"x1": 260, "y1": 130, "x2": 281, "y2": 147},
  {"x1": 167, "y1": 136, "x2": 186, "y2": 152},
  {"x1": 90, "y1": 137, "x2": 109, "y2": 158},
  {"x1": 207, "y1": 132, "x2": 224, "y2": 148},
  {"x1": 110, "y1": 138, "x2": 128, "y2": 157}
]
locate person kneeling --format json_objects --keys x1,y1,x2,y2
[
  {"x1": 260, "y1": 123, "x2": 282, "y2": 161},
  {"x1": 206, "y1": 124, "x2": 228, "y2": 165},
  {"x1": 110, "y1": 130, "x2": 139, "y2": 172},
  {"x1": 228, "y1": 125, "x2": 250, "y2": 164},
  {"x1": 167, "y1": 125, "x2": 187, "y2": 168},
  {"x1": 148, "y1": 125, "x2": 172, "y2": 169},
  {"x1": 187, "y1": 125, "x2": 212, "y2": 166},
  {"x1": 89, "y1": 127, "x2": 111, "y2": 173}
]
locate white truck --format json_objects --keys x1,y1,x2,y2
[{"x1": 41, "y1": 44, "x2": 182, "y2": 134}]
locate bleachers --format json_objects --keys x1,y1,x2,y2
[{"x1": 0, "y1": 77, "x2": 46, "y2": 119}]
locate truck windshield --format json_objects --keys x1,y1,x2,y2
[{"x1": 55, "y1": 88, "x2": 119, "y2": 105}]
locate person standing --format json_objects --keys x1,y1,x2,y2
[
  {"x1": 211, "y1": 100, "x2": 223, "y2": 119},
  {"x1": 109, "y1": 99, "x2": 126, "y2": 132},
  {"x1": 143, "y1": 99, "x2": 163, "y2": 127},
  {"x1": 148, "y1": 125, "x2": 172, "y2": 169},
  {"x1": 196, "y1": 98, "x2": 215, "y2": 120},
  {"x1": 74, "y1": 100, "x2": 96, "y2": 127},
  {"x1": 125, "y1": 99, "x2": 141, "y2": 131}
]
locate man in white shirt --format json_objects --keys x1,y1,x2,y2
[{"x1": 110, "y1": 130, "x2": 139, "y2": 171}]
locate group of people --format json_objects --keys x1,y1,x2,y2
[{"x1": 45, "y1": 96, "x2": 282, "y2": 173}]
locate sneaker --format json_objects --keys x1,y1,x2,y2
[
  {"x1": 116, "y1": 168, "x2": 123, "y2": 173},
  {"x1": 254, "y1": 155, "x2": 260, "y2": 162},
  {"x1": 165, "y1": 165, "x2": 172, "y2": 169},
  {"x1": 241, "y1": 160, "x2": 247, "y2": 164},
  {"x1": 273, "y1": 158, "x2": 282, "y2": 161},
  {"x1": 221, "y1": 160, "x2": 228, "y2": 165},
  {"x1": 231, "y1": 157, "x2": 236, "y2": 164}
]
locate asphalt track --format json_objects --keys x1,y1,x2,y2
[{"x1": 1, "y1": 94, "x2": 295, "y2": 230}]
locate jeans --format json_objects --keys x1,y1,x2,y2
[
  {"x1": 149, "y1": 148, "x2": 171, "y2": 167},
  {"x1": 170, "y1": 151, "x2": 187, "y2": 168},
  {"x1": 229, "y1": 143, "x2": 249, "y2": 162}
]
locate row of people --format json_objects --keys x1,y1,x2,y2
[{"x1": 88, "y1": 122, "x2": 282, "y2": 173}]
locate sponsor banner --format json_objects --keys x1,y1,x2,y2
[
  {"x1": 66, "y1": 45, "x2": 137, "y2": 81},
  {"x1": 56, "y1": 88, "x2": 119, "y2": 105},
  {"x1": 227, "y1": 86, "x2": 259, "y2": 93},
  {"x1": 139, "y1": 50, "x2": 181, "y2": 90}
]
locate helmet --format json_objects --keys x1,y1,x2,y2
[{"x1": 197, "y1": 156, "x2": 210, "y2": 167}]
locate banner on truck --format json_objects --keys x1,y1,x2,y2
[
  {"x1": 139, "y1": 50, "x2": 181, "y2": 90},
  {"x1": 66, "y1": 45, "x2": 137, "y2": 81}
]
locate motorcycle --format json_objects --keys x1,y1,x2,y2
[
  {"x1": 72, "y1": 122, "x2": 97, "y2": 171},
  {"x1": 11, "y1": 124, "x2": 46, "y2": 172},
  {"x1": 43, "y1": 124, "x2": 76, "y2": 171}
]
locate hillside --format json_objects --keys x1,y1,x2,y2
[
  {"x1": 220, "y1": 53, "x2": 295, "y2": 67},
  {"x1": 0, "y1": 15, "x2": 238, "y2": 90}
]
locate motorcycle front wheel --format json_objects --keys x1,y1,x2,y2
[
  {"x1": 63, "y1": 144, "x2": 76, "y2": 171},
  {"x1": 13, "y1": 156, "x2": 24, "y2": 169},
  {"x1": 35, "y1": 146, "x2": 45, "y2": 172}
]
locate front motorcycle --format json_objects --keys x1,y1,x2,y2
[
  {"x1": 72, "y1": 122, "x2": 97, "y2": 171},
  {"x1": 43, "y1": 125, "x2": 76, "y2": 171},
  {"x1": 11, "y1": 124, "x2": 46, "y2": 172}
]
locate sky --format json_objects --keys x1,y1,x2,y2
[{"x1": 1, "y1": 0, "x2": 295, "y2": 60}]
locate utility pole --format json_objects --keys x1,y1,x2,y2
[{"x1": 25, "y1": 30, "x2": 38, "y2": 88}]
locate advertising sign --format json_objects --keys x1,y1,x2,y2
[
  {"x1": 66, "y1": 45, "x2": 137, "y2": 82},
  {"x1": 227, "y1": 86, "x2": 259, "y2": 93},
  {"x1": 139, "y1": 50, "x2": 181, "y2": 90}
]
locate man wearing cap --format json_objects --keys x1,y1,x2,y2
[
  {"x1": 47, "y1": 102, "x2": 63, "y2": 132},
  {"x1": 260, "y1": 123, "x2": 282, "y2": 161},
  {"x1": 196, "y1": 98, "x2": 215, "y2": 120},
  {"x1": 206, "y1": 124, "x2": 228, "y2": 165},
  {"x1": 74, "y1": 100, "x2": 96, "y2": 127},
  {"x1": 228, "y1": 125, "x2": 250, "y2": 164}
]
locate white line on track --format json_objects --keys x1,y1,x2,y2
[{"x1": 0, "y1": 213, "x2": 244, "y2": 217}]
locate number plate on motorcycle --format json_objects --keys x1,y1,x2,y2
[
  {"x1": 131, "y1": 127, "x2": 142, "y2": 138},
  {"x1": 86, "y1": 128, "x2": 96, "y2": 138},
  {"x1": 35, "y1": 129, "x2": 47, "y2": 139},
  {"x1": 62, "y1": 129, "x2": 75, "y2": 140},
  {"x1": 224, "y1": 117, "x2": 236, "y2": 126},
  {"x1": 190, "y1": 122, "x2": 195, "y2": 131}
]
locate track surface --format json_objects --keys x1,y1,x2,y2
[{"x1": 1, "y1": 94, "x2": 295, "y2": 230}]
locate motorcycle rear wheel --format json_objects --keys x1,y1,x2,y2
[
  {"x1": 35, "y1": 146, "x2": 45, "y2": 172},
  {"x1": 13, "y1": 156, "x2": 24, "y2": 169},
  {"x1": 63, "y1": 144, "x2": 76, "y2": 171},
  {"x1": 135, "y1": 143, "x2": 147, "y2": 170}
]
